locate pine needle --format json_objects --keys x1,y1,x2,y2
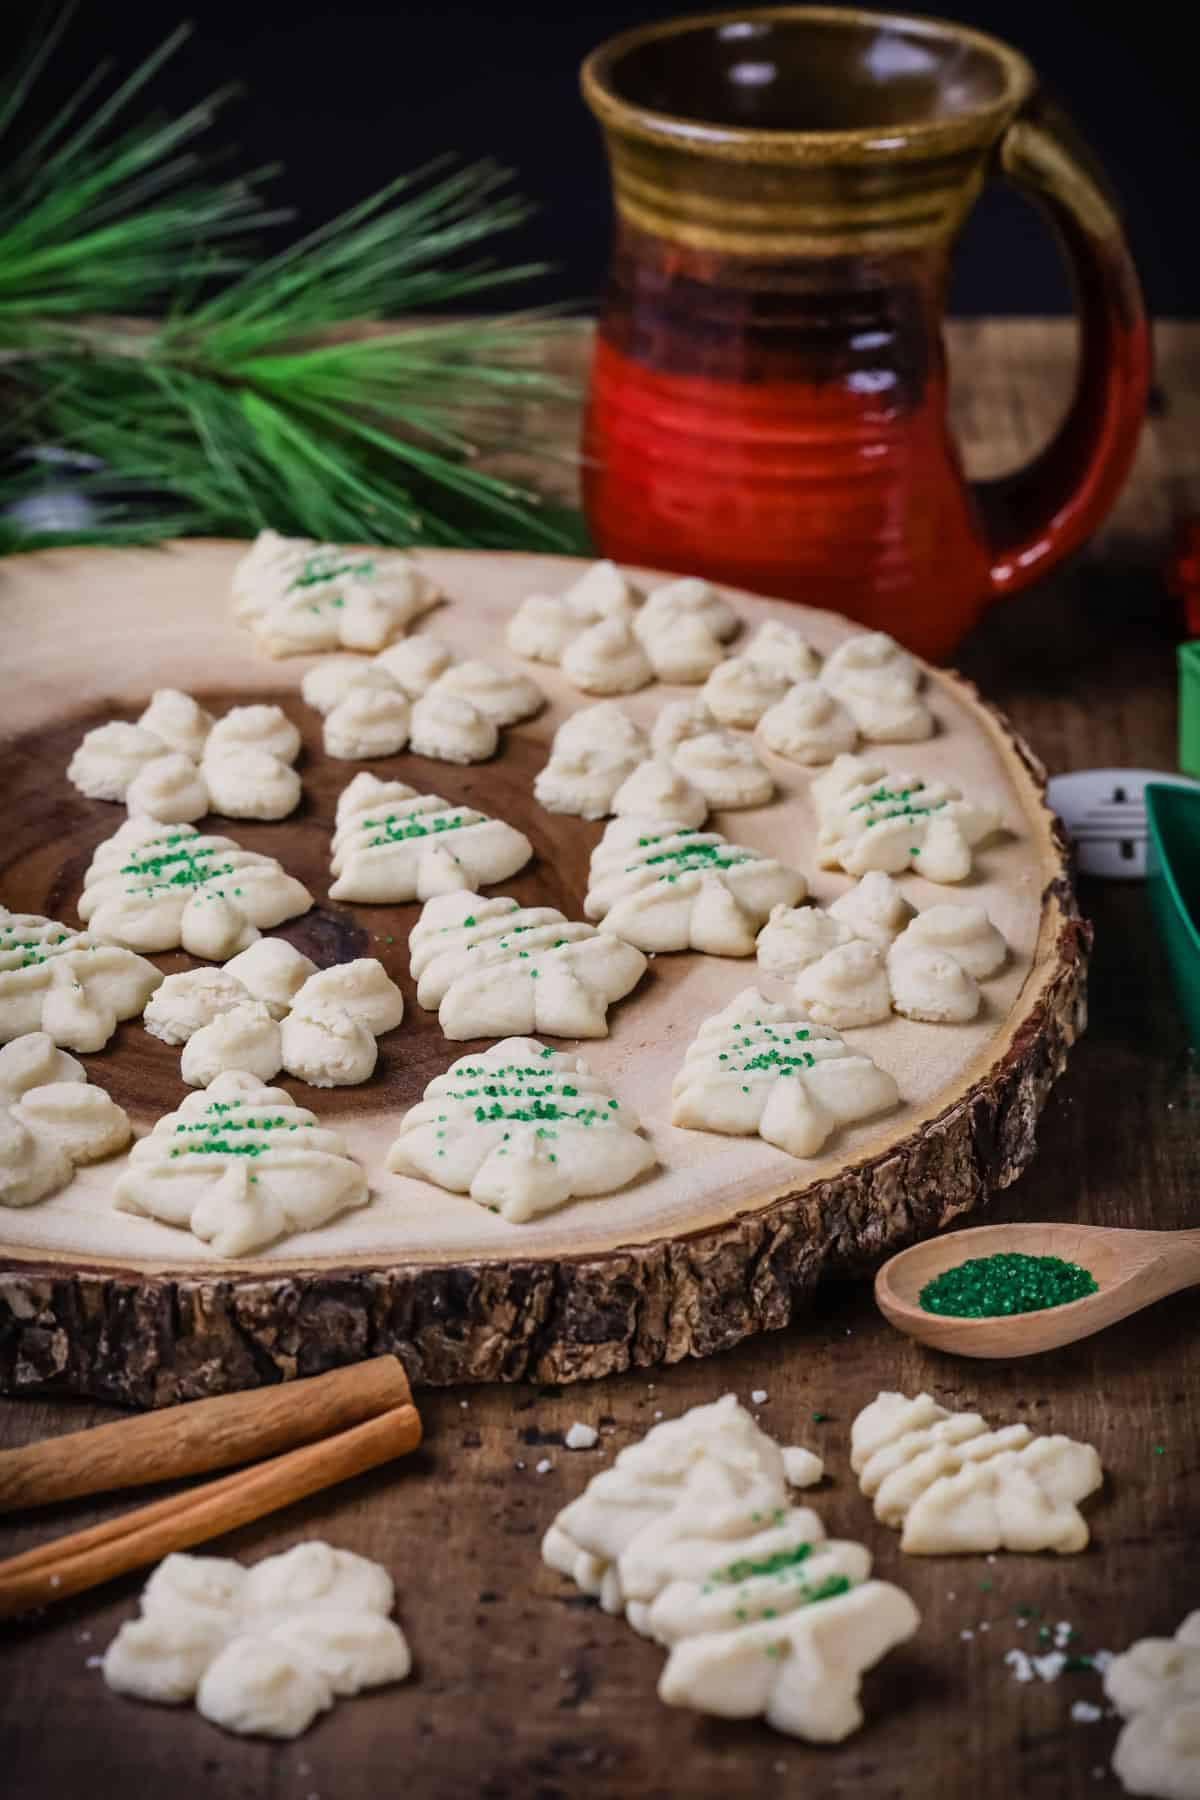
[{"x1": 0, "y1": 10, "x2": 589, "y2": 554}]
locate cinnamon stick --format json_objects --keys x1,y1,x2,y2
[
  {"x1": 0, "y1": 1400, "x2": 422, "y2": 1621},
  {"x1": 0, "y1": 1356, "x2": 413, "y2": 1515}
]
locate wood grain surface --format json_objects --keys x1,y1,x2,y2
[
  {"x1": 0, "y1": 537, "x2": 1080, "y2": 1401},
  {"x1": 1, "y1": 319, "x2": 1197, "y2": 1800}
]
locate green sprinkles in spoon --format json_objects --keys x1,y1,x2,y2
[{"x1": 919, "y1": 1252, "x2": 1099, "y2": 1319}]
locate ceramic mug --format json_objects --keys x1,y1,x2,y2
[{"x1": 580, "y1": 7, "x2": 1149, "y2": 661}]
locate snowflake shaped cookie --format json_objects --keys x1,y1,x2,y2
[
  {"x1": 671, "y1": 988, "x2": 899, "y2": 1156},
  {"x1": 813, "y1": 753, "x2": 1003, "y2": 882},
  {"x1": 80, "y1": 819, "x2": 313, "y2": 959},
  {"x1": 232, "y1": 530, "x2": 441, "y2": 657},
  {"x1": 543, "y1": 1395, "x2": 919, "y2": 1743},
  {"x1": 388, "y1": 1037, "x2": 654, "y2": 1222},
  {"x1": 1105, "y1": 1613, "x2": 1200, "y2": 1800},
  {"x1": 756, "y1": 880, "x2": 1007, "y2": 1027},
  {"x1": 103, "y1": 1542, "x2": 411, "y2": 1739},
  {"x1": 113, "y1": 1069, "x2": 369, "y2": 1255},
  {"x1": 507, "y1": 560, "x2": 740, "y2": 691},
  {"x1": 0, "y1": 1031, "x2": 131, "y2": 1207},
  {"x1": 409, "y1": 890, "x2": 647, "y2": 1039},
  {"x1": 329, "y1": 772, "x2": 532, "y2": 903},
  {"x1": 145, "y1": 944, "x2": 405, "y2": 1088},
  {"x1": 300, "y1": 636, "x2": 543, "y2": 764},
  {"x1": 850, "y1": 1391, "x2": 1103, "y2": 1554},
  {"x1": 0, "y1": 905, "x2": 161, "y2": 1051},
  {"x1": 585, "y1": 819, "x2": 805, "y2": 955},
  {"x1": 68, "y1": 693, "x2": 303, "y2": 823}
]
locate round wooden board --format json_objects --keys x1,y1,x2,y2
[{"x1": 0, "y1": 542, "x2": 1086, "y2": 1406}]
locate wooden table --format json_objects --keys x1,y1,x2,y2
[{"x1": 1, "y1": 320, "x2": 1197, "y2": 1800}]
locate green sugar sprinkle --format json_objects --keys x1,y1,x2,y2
[
  {"x1": 919, "y1": 1252, "x2": 1098, "y2": 1319},
  {"x1": 288, "y1": 554, "x2": 375, "y2": 591},
  {"x1": 710, "y1": 1543, "x2": 813, "y2": 1585},
  {"x1": 367, "y1": 809, "x2": 471, "y2": 849}
]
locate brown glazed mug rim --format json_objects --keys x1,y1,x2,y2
[{"x1": 581, "y1": 5, "x2": 1037, "y2": 163}]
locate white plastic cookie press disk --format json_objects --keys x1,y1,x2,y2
[{"x1": 1045, "y1": 769, "x2": 1200, "y2": 879}]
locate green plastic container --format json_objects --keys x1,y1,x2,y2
[
  {"x1": 1146, "y1": 781, "x2": 1200, "y2": 1046},
  {"x1": 1178, "y1": 642, "x2": 1200, "y2": 778}
]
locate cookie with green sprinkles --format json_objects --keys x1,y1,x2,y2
[
  {"x1": 79, "y1": 818, "x2": 312, "y2": 960},
  {"x1": 812, "y1": 752, "x2": 1003, "y2": 884},
  {"x1": 329, "y1": 772, "x2": 532, "y2": 905},
  {"x1": 584, "y1": 816, "x2": 806, "y2": 955},
  {"x1": 672, "y1": 987, "x2": 899, "y2": 1158},
  {"x1": 231, "y1": 529, "x2": 441, "y2": 658},
  {"x1": 409, "y1": 889, "x2": 647, "y2": 1040},
  {"x1": 113, "y1": 1069, "x2": 368, "y2": 1256},
  {"x1": 387, "y1": 1036, "x2": 654, "y2": 1223},
  {"x1": 541, "y1": 1391, "x2": 920, "y2": 1743}
]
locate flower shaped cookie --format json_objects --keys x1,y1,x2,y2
[
  {"x1": 68, "y1": 693, "x2": 304, "y2": 823},
  {"x1": 585, "y1": 819, "x2": 805, "y2": 956},
  {"x1": 80, "y1": 819, "x2": 313, "y2": 959},
  {"x1": 388, "y1": 1037, "x2": 655, "y2": 1222},
  {"x1": 651, "y1": 699, "x2": 775, "y2": 809},
  {"x1": 232, "y1": 530, "x2": 441, "y2": 657},
  {"x1": 755, "y1": 631, "x2": 934, "y2": 765},
  {"x1": 819, "y1": 631, "x2": 933, "y2": 743},
  {"x1": 507, "y1": 560, "x2": 740, "y2": 691},
  {"x1": 329, "y1": 772, "x2": 531, "y2": 904},
  {"x1": 103, "y1": 1541, "x2": 411, "y2": 1738},
  {"x1": 533, "y1": 702, "x2": 709, "y2": 827},
  {"x1": 1105, "y1": 1613, "x2": 1200, "y2": 1800},
  {"x1": 0, "y1": 905, "x2": 161, "y2": 1051},
  {"x1": 113, "y1": 1069, "x2": 369, "y2": 1255},
  {"x1": 145, "y1": 943, "x2": 404, "y2": 1088},
  {"x1": 300, "y1": 635, "x2": 543, "y2": 765},
  {"x1": 756, "y1": 878, "x2": 1007, "y2": 1028},
  {"x1": 0, "y1": 1031, "x2": 131, "y2": 1208},
  {"x1": 671, "y1": 987, "x2": 898, "y2": 1157},
  {"x1": 409, "y1": 890, "x2": 646, "y2": 1039}
]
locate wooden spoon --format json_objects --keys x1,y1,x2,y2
[{"x1": 875, "y1": 1221, "x2": 1200, "y2": 1358}]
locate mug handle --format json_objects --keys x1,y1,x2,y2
[{"x1": 975, "y1": 99, "x2": 1151, "y2": 601}]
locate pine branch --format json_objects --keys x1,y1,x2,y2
[{"x1": 0, "y1": 10, "x2": 589, "y2": 555}]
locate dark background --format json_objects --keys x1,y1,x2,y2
[{"x1": 11, "y1": 0, "x2": 1200, "y2": 316}]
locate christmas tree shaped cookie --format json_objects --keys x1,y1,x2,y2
[
  {"x1": 113, "y1": 1070, "x2": 369, "y2": 1256},
  {"x1": 329, "y1": 773, "x2": 532, "y2": 904},
  {"x1": 813, "y1": 753, "x2": 1002, "y2": 883},
  {"x1": 409, "y1": 892, "x2": 646, "y2": 1039},
  {"x1": 850, "y1": 1391, "x2": 1103, "y2": 1554},
  {"x1": 585, "y1": 820, "x2": 805, "y2": 956},
  {"x1": 671, "y1": 988, "x2": 898, "y2": 1157},
  {"x1": 542, "y1": 1395, "x2": 919, "y2": 1743},
  {"x1": 387, "y1": 1037, "x2": 654, "y2": 1222},
  {"x1": 79, "y1": 819, "x2": 312, "y2": 959},
  {"x1": 232, "y1": 531, "x2": 441, "y2": 657}
]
